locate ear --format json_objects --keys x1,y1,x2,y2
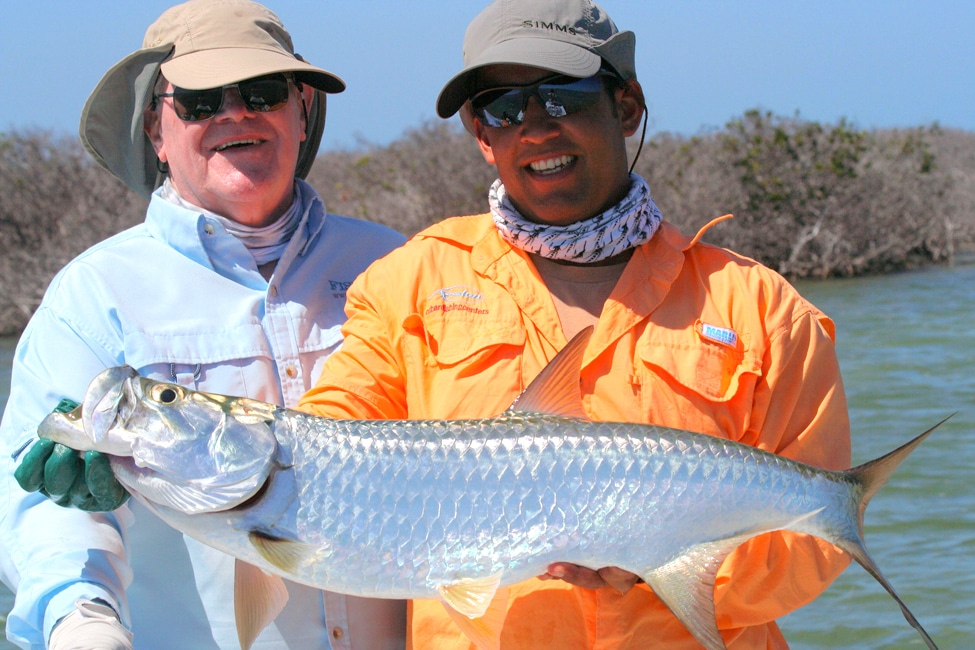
[
  {"x1": 471, "y1": 109, "x2": 498, "y2": 166},
  {"x1": 143, "y1": 106, "x2": 166, "y2": 161},
  {"x1": 298, "y1": 84, "x2": 316, "y2": 143},
  {"x1": 616, "y1": 79, "x2": 646, "y2": 138}
]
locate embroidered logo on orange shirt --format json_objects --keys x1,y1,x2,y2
[{"x1": 424, "y1": 285, "x2": 489, "y2": 316}]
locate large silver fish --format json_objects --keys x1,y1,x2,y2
[{"x1": 39, "y1": 330, "x2": 942, "y2": 650}]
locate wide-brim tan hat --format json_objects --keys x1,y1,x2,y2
[
  {"x1": 80, "y1": 0, "x2": 345, "y2": 199},
  {"x1": 437, "y1": 0, "x2": 636, "y2": 119}
]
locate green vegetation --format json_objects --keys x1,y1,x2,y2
[{"x1": 2, "y1": 113, "x2": 973, "y2": 335}]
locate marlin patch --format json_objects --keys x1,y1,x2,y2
[{"x1": 699, "y1": 322, "x2": 738, "y2": 348}]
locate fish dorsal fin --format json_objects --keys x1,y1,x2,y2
[
  {"x1": 438, "y1": 577, "x2": 509, "y2": 650},
  {"x1": 642, "y1": 509, "x2": 824, "y2": 650},
  {"x1": 504, "y1": 326, "x2": 593, "y2": 419},
  {"x1": 234, "y1": 559, "x2": 289, "y2": 650},
  {"x1": 248, "y1": 530, "x2": 316, "y2": 573}
]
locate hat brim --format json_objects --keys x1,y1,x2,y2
[
  {"x1": 80, "y1": 44, "x2": 173, "y2": 200},
  {"x1": 161, "y1": 48, "x2": 345, "y2": 93},
  {"x1": 436, "y1": 38, "x2": 601, "y2": 119}
]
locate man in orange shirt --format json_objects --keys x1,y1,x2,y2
[{"x1": 299, "y1": 0, "x2": 852, "y2": 647}]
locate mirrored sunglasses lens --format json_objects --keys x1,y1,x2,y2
[
  {"x1": 475, "y1": 88, "x2": 527, "y2": 127},
  {"x1": 536, "y1": 77, "x2": 605, "y2": 118},
  {"x1": 172, "y1": 88, "x2": 224, "y2": 121},
  {"x1": 169, "y1": 74, "x2": 291, "y2": 121},
  {"x1": 474, "y1": 76, "x2": 606, "y2": 127},
  {"x1": 238, "y1": 75, "x2": 291, "y2": 112}
]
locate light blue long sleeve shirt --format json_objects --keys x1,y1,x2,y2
[{"x1": 0, "y1": 180, "x2": 405, "y2": 649}]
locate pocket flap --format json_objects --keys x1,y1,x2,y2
[{"x1": 637, "y1": 320, "x2": 761, "y2": 402}]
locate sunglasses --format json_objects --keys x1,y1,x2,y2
[
  {"x1": 153, "y1": 73, "x2": 294, "y2": 122},
  {"x1": 470, "y1": 72, "x2": 617, "y2": 128}
]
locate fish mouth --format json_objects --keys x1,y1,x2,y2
[
  {"x1": 83, "y1": 367, "x2": 139, "y2": 442},
  {"x1": 528, "y1": 154, "x2": 575, "y2": 175}
]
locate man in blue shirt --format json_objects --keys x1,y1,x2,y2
[{"x1": 0, "y1": 1, "x2": 405, "y2": 648}]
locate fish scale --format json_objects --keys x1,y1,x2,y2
[{"x1": 39, "y1": 330, "x2": 942, "y2": 650}]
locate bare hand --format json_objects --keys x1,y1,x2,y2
[{"x1": 538, "y1": 562, "x2": 642, "y2": 594}]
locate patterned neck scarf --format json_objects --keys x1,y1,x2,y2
[
  {"x1": 159, "y1": 178, "x2": 304, "y2": 265},
  {"x1": 490, "y1": 173, "x2": 663, "y2": 263}
]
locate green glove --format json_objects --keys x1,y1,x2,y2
[{"x1": 13, "y1": 399, "x2": 129, "y2": 511}]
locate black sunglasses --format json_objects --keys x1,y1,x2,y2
[
  {"x1": 470, "y1": 72, "x2": 618, "y2": 128},
  {"x1": 153, "y1": 73, "x2": 294, "y2": 122}
]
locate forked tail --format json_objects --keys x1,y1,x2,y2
[{"x1": 833, "y1": 416, "x2": 951, "y2": 650}]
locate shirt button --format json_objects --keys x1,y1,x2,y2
[
  {"x1": 332, "y1": 627, "x2": 345, "y2": 640},
  {"x1": 203, "y1": 223, "x2": 215, "y2": 235},
  {"x1": 285, "y1": 365, "x2": 298, "y2": 378}
]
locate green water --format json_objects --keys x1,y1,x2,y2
[{"x1": 1, "y1": 264, "x2": 972, "y2": 648}]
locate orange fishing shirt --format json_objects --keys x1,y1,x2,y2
[{"x1": 299, "y1": 214, "x2": 852, "y2": 649}]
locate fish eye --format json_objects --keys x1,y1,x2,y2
[{"x1": 151, "y1": 384, "x2": 183, "y2": 404}]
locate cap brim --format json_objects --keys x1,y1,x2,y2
[
  {"x1": 436, "y1": 39, "x2": 601, "y2": 118},
  {"x1": 161, "y1": 48, "x2": 345, "y2": 93}
]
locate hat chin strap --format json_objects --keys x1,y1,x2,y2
[
  {"x1": 294, "y1": 88, "x2": 325, "y2": 180},
  {"x1": 629, "y1": 107, "x2": 648, "y2": 174}
]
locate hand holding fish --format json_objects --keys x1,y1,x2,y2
[
  {"x1": 540, "y1": 563, "x2": 642, "y2": 595},
  {"x1": 14, "y1": 400, "x2": 129, "y2": 511}
]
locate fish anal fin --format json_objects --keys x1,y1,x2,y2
[
  {"x1": 439, "y1": 583, "x2": 509, "y2": 650},
  {"x1": 643, "y1": 541, "x2": 730, "y2": 650},
  {"x1": 248, "y1": 530, "x2": 315, "y2": 573},
  {"x1": 234, "y1": 559, "x2": 289, "y2": 650},
  {"x1": 645, "y1": 511, "x2": 825, "y2": 650},
  {"x1": 504, "y1": 326, "x2": 592, "y2": 419},
  {"x1": 436, "y1": 571, "x2": 504, "y2": 619}
]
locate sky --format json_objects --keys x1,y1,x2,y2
[{"x1": 2, "y1": 1, "x2": 973, "y2": 153}]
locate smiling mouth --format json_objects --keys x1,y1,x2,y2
[
  {"x1": 529, "y1": 154, "x2": 575, "y2": 175},
  {"x1": 214, "y1": 139, "x2": 261, "y2": 152}
]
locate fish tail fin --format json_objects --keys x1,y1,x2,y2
[{"x1": 835, "y1": 416, "x2": 950, "y2": 650}]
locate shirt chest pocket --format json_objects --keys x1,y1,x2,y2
[
  {"x1": 403, "y1": 285, "x2": 527, "y2": 417},
  {"x1": 121, "y1": 322, "x2": 275, "y2": 397},
  {"x1": 414, "y1": 284, "x2": 526, "y2": 367},
  {"x1": 635, "y1": 321, "x2": 762, "y2": 435}
]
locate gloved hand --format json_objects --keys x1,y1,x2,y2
[
  {"x1": 13, "y1": 399, "x2": 129, "y2": 511},
  {"x1": 49, "y1": 599, "x2": 133, "y2": 650}
]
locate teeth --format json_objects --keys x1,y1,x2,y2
[
  {"x1": 215, "y1": 139, "x2": 260, "y2": 152},
  {"x1": 529, "y1": 155, "x2": 574, "y2": 174}
]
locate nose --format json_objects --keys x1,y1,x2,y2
[
  {"x1": 518, "y1": 97, "x2": 560, "y2": 142},
  {"x1": 215, "y1": 86, "x2": 251, "y2": 120}
]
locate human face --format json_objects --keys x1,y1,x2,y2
[
  {"x1": 144, "y1": 75, "x2": 313, "y2": 226},
  {"x1": 472, "y1": 65, "x2": 644, "y2": 226}
]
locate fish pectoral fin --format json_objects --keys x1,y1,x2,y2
[
  {"x1": 438, "y1": 579, "x2": 509, "y2": 650},
  {"x1": 234, "y1": 559, "x2": 289, "y2": 650},
  {"x1": 248, "y1": 530, "x2": 316, "y2": 573}
]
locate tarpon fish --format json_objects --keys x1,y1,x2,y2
[{"x1": 39, "y1": 330, "x2": 942, "y2": 650}]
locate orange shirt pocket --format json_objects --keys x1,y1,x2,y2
[
  {"x1": 403, "y1": 285, "x2": 527, "y2": 418},
  {"x1": 634, "y1": 320, "x2": 762, "y2": 439}
]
